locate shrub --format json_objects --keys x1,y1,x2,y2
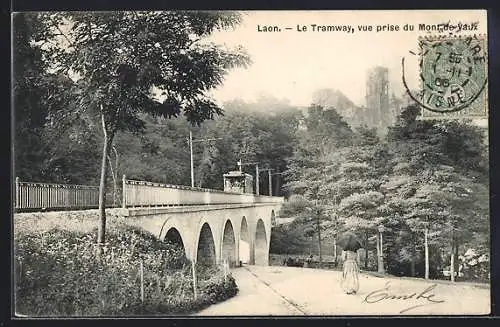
[
  {"x1": 14, "y1": 225, "x2": 238, "y2": 316},
  {"x1": 198, "y1": 266, "x2": 238, "y2": 304}
]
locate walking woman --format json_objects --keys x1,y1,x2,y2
[
  {"x1": 337, "y1": 231, "x2": 362, "y2": 295},
  {"x1": 341, "y1": 249, "x2": 360, "y2": 294}
]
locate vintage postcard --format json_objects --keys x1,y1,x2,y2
[{"x1": 12, "y1": 10, "x2": 489, "y2": 317}]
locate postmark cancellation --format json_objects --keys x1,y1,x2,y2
[{"x1": 417, "y1": 34, "x2": 488, "y2": 120}]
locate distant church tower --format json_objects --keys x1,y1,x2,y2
[{"x1": 365, "y1": 66, "x2": 390, "y2": 129}]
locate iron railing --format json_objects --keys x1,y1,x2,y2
[
  {"x1": 122, "y1": 176, "x2": 284, "y2": 208},
  {"x1": 15, "y1": 177, "x2": 101, "y2": 211},
  {"x1": 14, "y1": 175, "x2": 284, "y2": 211}
]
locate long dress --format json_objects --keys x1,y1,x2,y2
[{"x1": 341, "y1": 250, "x2": 360, "y2": 294}]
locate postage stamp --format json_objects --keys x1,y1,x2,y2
[{"x1": 417, "y1": 35, "x2": 488, "y2": 119}]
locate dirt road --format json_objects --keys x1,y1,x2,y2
[{"x1": 196, "y1": 265, "x2": 490, "y2": 316}]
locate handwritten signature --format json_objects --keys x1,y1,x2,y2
[{"x1": 363, "y1": 282, "x2": 446, "y2": 314}]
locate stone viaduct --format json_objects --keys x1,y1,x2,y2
[
  {"x1": 118, "y1": 176, "x2": 283, "y2": 267},
  {"x1": 15, "y1": 175, "x2": 285, "y2": 267},
  {"x1": 122, "y1": 202, "x2": 280, "y2": 267}
]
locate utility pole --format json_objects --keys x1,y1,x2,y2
[
  {"x1": 237, "y1": 160, "x2": 260, "y2": 195},
  {"x1": 189, "y1": 131, "x2": 194, "y2": 187},
  {"x1": 268, "y1": 169, "x2": 272, "y2": 196},
  {"x1": 260, "y1": 168, "x2": 274, "y2": 196},
  {"x1": 188, "y1": 131, "x2": 223, "y2": 188},
  {"x1": 271, "y1": 171, "x2": 284, "y2": 197},
  {"x1": 255, "y1": 163, "x2": 259, "y2": 196}
]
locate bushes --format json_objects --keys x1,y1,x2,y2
[
  {"x1": 198, "y1": 265, "x2": 238, "y2": 303},
  {"x1": 14, "y1": 225, "x2": 238, "y2": 316}
]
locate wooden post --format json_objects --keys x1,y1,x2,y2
[
  {"x1": 191, "y1": 261, "x2": 198, "y2": 299},
  {"x1": 122, "y1": 175, "x2": 126, "y2": 209},
  {"x1": 140, "y1": 260, "x2": 144, "y2": 303}
]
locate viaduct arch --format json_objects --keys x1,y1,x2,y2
[{"x1": 127, "y1": 203, "x2": 281, "y2": 266}]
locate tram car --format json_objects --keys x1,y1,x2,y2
[{"x1": 223, "y1": 171, "x2": 254, "y2": 194}]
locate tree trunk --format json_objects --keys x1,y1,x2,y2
[
  {"x1": 377, "y1": 230, "x2": 384, "y2": 273},
  {"x1": 333, "y1": 237, "x2": 337, "y2": 266},
  {"x1": 98, "y1": 112, "x2": 114, "y2": 248},
  {"x1": 424, "y1": 228, "x2": 429, "y2": 279},
  {"x1": 450, "y1": 239, "x2": 457, "y2": 282},
  {"x1": 317, "y1": 213, "x2": 322, "y2": 264},
  {"x1": 365, "y1": 231, "x2": 369, "y2": 270},
  {"x1": 454, "y1": 242, "x2": 459, "y2": 279},
  {"x1": 376, "y1": 230, "x2": 380, "y2": 268},
  {"x1": 380, "y1": 230, "x2": 385, "y2": 273},
  {"x1": 450, "y1": 245, "x2": 455, "y2": 282},
  {"x1": 410, "y1": 239, "x2": 416, "y2": 277},
  {"x1": 113, "y1": 146, "x2": 119, "y2": 205}
]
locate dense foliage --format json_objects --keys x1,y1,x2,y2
[
  {"x1": 14, "y1": 226, "x2": 238, "y2": 316},
  {"x1": 280, "y1": 104, "x2": 489, "y2": 282},
  {"x1": 15, "y1": 100, "x2": 301, "y2": 195}
]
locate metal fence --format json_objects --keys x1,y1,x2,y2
[
  {"x1": 15, "y1": 177, "x2": 101, "y2": 211},
  {"x1": 14, "y1": 175, "x2": 284, "y2": 211},
  {"x1": 122, "y1": 176, "x2": 284, "y2": 208}
]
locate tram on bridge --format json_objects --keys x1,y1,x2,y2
[{"x1": 223, "y1": 171, "x2": 254, "y2": 194}]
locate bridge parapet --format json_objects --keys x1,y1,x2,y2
[
  {"x1": 15, "y1": 177, "x2": 101, "y2": 211},
  {"x1": 122, "y1": 176, "x2": 284, "y2": 208}
]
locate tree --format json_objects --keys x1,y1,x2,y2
[
  {"x1": 276, "y1": 195, "x2": 324, "y2": 256},
  {"x1": 270, "y1": 222, "x2": 311, "y2": 255},
  {"x1": 191, "y1": 108, "x2": 300, "y2": 191},
  {"x1": 384, "y1": 105, "x2": 489, "y2": 280},
  {"x1": 316, "y1": 126, "x2": 389, "y2": 272},
  {"x1": 115, "y1": 115, "x2": 192, "y2": 185},
  {"x1": 383, "y1": 105, "x2": 449, "y2": 277},
  {"x1": 13, "y1": 13, "x2": 45, "y2": 181},
  {"x1": 284, "y1": 105, "x2": 355, "y2": 263},
  {"x1": 13, "y1": 13, "x2": 62, "y2": 182},
  {"x1": 36, "y1": 11, "x2": 250, "y2": 248}
]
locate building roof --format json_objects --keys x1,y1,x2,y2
[{"x1": 223, "y1": 171, "x2": 253, "y2": 178}]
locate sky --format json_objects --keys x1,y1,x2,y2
[{"x1": 207, "y1": 10, "x2": 487, "y2": 107}]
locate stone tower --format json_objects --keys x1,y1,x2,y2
[{"x1": 365, "y1": 66, "x2": 390, "y2": 130}]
